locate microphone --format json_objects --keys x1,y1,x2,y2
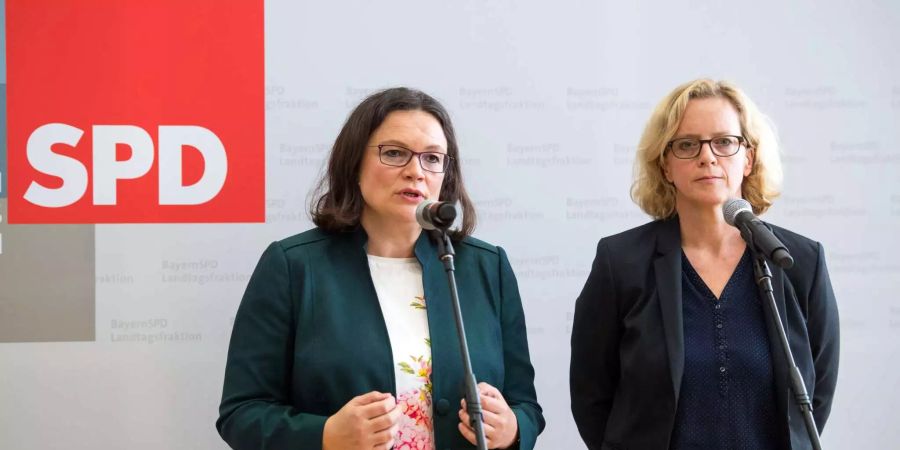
[
  {"x1": 416, "y1": 200, "x2": 457, "y2": 231},
  {"x1": 723, "y1": 198, "x2": 794, "y2": 269}
]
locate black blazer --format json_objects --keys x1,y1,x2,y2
[{"x1": 570, "y1": 218, "x2": 839, "y2": 450}]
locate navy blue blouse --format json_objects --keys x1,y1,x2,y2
[{"x1": 670, "y1": 249, "x2": 780, "y2": 450}]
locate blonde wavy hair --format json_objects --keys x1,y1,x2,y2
[{"x1": 631, "y1": 79, "x2": 783, "y2": 219}]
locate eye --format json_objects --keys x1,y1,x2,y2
[
  {"x1": 382, "y1": 147, "x2": 407, "y2": 158},
  {"x1": 712, "y1": 136, "x2": 737, "y2": 147},
  {"x1": 423, "y1": 153, "x2": 444, "y2": 164},
  {"x1": 676, "y1": 139, "x2": 699, "y2": 150}
]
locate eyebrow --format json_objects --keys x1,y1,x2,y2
[
  {"x1": 378, "y1": 139, "x2": 447, "y2": 152},
  {"x1": 671, "y1": 132, "x2": 739, "y2": 139}
]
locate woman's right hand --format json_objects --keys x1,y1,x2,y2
[{"x1": 322, "y1": 391, "x2": 401, "y2": 450}]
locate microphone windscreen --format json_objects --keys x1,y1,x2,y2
[
  {"x1": 416, "y1": 199, "x2": 437, "y2": 230},
  {"x1": 436, "y1": 202, "x2": 457, "y2": 223},
  {"x1": 722, "y1": 198, "x2": 753, "y2": 226}
]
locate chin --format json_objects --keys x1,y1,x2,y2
[
  {"x1": 392, "y1": 208, "x2": 419, "y2": 224},
  {"x1": 679, "y1": 192, "x2": 730, "y2": 209}
]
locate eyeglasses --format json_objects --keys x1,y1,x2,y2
[
  {"x1": 370, "y1": 144, "x2": 452, "y2": 173},
  {"x1": 666, "y1": 135, "x2": 747, "y2": 159}
]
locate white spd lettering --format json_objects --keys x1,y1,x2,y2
[{"x1": 24, "y1": 123, "x2": 228, "y2": 207}]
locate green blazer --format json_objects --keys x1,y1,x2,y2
[{"x1": 217, "y1": 227, "x2": 544, "y2": 450}]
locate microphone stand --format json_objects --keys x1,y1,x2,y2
[
  {"x1": 743, "y1": 225, "x2": 822, "y2": 450},
  {"x1": 429, "y1": 229, "x2": 488, "y2": 450}
]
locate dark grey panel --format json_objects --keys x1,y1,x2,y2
[{"x1": 0, "y1": 199, "x2": 95, "y2": 342}]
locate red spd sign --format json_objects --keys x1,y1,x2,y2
[{"x1": 6, "y1": 0, "x2": 264, "y2": 223}]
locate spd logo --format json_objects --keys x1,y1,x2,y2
[{"x1": 6, "y1": 0, "x2": 264, "y2": 223}]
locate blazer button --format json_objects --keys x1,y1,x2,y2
[{"x1": 435, "y1": 398, "x2": 450, "y2": 416}]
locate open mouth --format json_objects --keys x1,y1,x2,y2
[{"x1": 399, "y1": 190, "x2": 424, "y2": 200}]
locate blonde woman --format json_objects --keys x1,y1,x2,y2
[{"x1": 570, "y1": 79, "x2": 839, "y2": 450}]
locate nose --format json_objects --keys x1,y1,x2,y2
[
  {"x1": 697, "y1": 141, "x2": 717, "y2": 166},
  {"x1": 401, "y1": 154, "x2": 426, "y2": 180}
]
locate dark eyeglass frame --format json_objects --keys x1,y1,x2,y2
[
  {"x1": 665, "y1": 135, "x2": 747, "y2": 159},
  {"x1": 370, "y1": 144, "x2": 453, "y2": 173}
]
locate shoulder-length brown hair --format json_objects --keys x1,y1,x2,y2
[
  {"x1": 310, "y1": 87, "x2": 476, "y2": 239},
  {"x1": 631, "y1": 79, "x2": 783, "y2": 219}
]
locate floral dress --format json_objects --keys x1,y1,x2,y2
[{"x1": 368, "y1": 255, "x2": 435, "y2": 450}]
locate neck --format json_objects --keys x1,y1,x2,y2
[
  {"x1": 676, "y1": 202, "x2": 745, "y2": 254},
  {"x1": 360, "y1": 213, "x2": 420, "y2": 258}
]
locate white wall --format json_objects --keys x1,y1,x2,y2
[{"x1": 1, "y1": 1, "x2": 898, "y2": 448}]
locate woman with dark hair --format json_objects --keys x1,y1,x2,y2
[{"x1": 217, "y1": 87, "x2": 543, "y2": 450}]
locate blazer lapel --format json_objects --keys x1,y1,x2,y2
[
  {"x1": 415, "y1": 231, "x2": 463, "y2": 399},
  {"x1": 655, "y1": 217, "x2": 685, "y2": 400},
  {"x1": 345, "y1": 227, "x2": 398, "y2": 394}
]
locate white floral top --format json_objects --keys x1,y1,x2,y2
[{"x1": 367, "y1": 255, "x2": 435, "y2": 450}]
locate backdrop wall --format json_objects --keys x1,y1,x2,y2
[{"x1": 1, "y1": 1, "x2": 898, "y2": 449}]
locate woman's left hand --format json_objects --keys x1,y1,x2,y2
[{"x1": 458, "y1": 382, "x2": 518, "y2": 449}]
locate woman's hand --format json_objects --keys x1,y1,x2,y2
[
  {"x1": 323, "y1": 391, "x2": 401, "y2": 450},
  {"x1": 458, "y1": 382, "x2": 519, "y2": 449}
]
